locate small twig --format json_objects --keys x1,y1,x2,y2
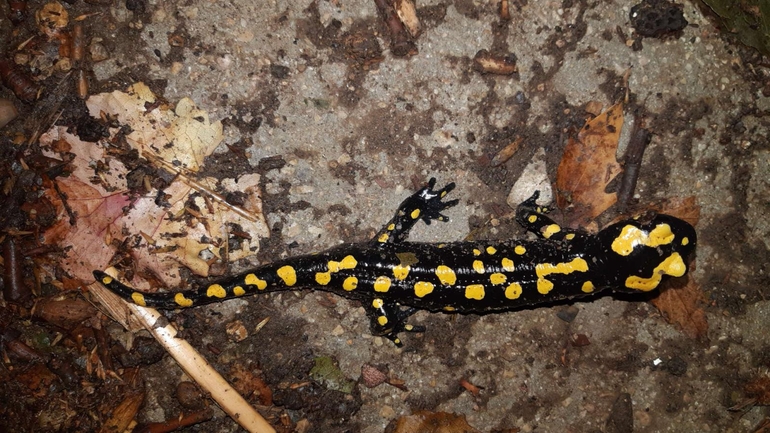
[
  {"x1": 146, "y1": 153, "x2": 260, "y2": 223},
  {"x1": 616, "y1": 118, "x2": 651, "y2": 212},
  {"x1": 132, "y1": 408, "x2": 214, "y2": 433},
  {"x1": 373, "y1": 0, "x2": 417, "y2": 57}
]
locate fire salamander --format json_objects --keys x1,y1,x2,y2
[{"x1": 94, "y1": 178, "x2": 697, "y2": 346}]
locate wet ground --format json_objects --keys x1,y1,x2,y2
[{"x1": 1, "y1": 0, "x2": 769, "y2": 432}]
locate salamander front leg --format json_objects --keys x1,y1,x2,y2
[
  {"x1": 367, "y1": 298, "x2": 425, "y2": 347},
  {"x1": 515, "y1": 191, "x2": 587, "y2": 242},
  {"x1": 372, "y1": 177, "x2": 459, "y2": 245}
]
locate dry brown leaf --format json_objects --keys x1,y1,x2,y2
[
  {"x1": 36, "y1": 2, "x2": 69, "y2": 38},
  {"x1": 99, "y1": 392, "x2": 144, "y2": 433},
  {"x1": 650, "y1": 279, "x2": 708, "y2": 339},
  {"x1": 390, "y1": 410, "x2": 481, "y2": 433},
  {"x1": 657, "y1": 195, "x2": 700, "y2": 226},
  {"x1": 229, "y1": 363, "x2": 273, "y2": 406},
  {"x1": 556, "y1": 102, "x2": 624, "y2": 225},
  {"x1": 41, "y1": 84, "x2": 268, "y2": 289},
  {"x1": 745, "y1": 375, "x2": 770, "y2": 406},
  {"x1": 41, "y1": 129, "x2": 132, "y2": 281},
  {"x1": 85, "y1": 82, "x2": 223, "y2": 173}
]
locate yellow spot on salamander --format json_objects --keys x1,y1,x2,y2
[
  {"x1": 473, "y1": 260, "x2": 485, "y2": 274},
  {"x1": 465, "y1": 284, "x2": 485, "y2": 300},
  {"x1": 175, "y1": 293, "x2": 194, "y2": 307},
  {"x1": 486, "y1": 246, "x2": 497, "y2": 255},
  {"x1": 435, "y1": 265, "x2": 457, "y2": 285},
  {"x1": 245, "y1": 274, "x2": 268, "y2": 290},
  {"x1": 404, "y1": 324, "x2": 414, "y2": 331},
  {"x1": 131, "y1": 292, "x2": 147, "y2": 307},
  {"x1": 501, "y1": 258, "x2": 515, "y2": 272},
  {"x1": 387, "y1": 223, "x2": 396, "y2": 231},
  {"x1": 682, "y1": 237, "x2": 689, "y2": 246},
  {"x1": 537, "y1": 278, "x2": 554, "y2": 294},
  {"x1": 566, "y1": 233, "x2": 575, "y2": 240},
  {"x1": 444, "y1": 306, "x2": 456, "y2": 312},
  {"x1": 581, "y1": 281, "x2": 595, "y2": 293},
  {"x1": 343, "y1": 276, "x2": 358, "y2": 291},
  {"x1": 528, "y1": 215, "x2": 537, "y2": 223},
  {"x1": 233, "y1": 286, "x2": 246, "y2": 296},
  {"x1": 543, "y1": 224, "x2": 561, "y2": 239},
  {"x1": 611, "y1": 224, "x2": 675, "y2": 256},
  {"x1": 410, "y1": 208, "x2": 421, "y2": 219},
  {"x1": 534, "y1": 257, "x2": 589, "y2": 295},
  {"x1": 277, "y1": 266, "x2": 297, "y2": 286},
  {"x1": 101, "y1": 275, "x2": 113, "y2": 285},
  {"x1": 377, "y1": 316, "x2": 388, "y2": 326},
  {"x1": 535, "y1": 258, "x2": 589, "y2": 279},
  {"x1": 414, "y1": 281, "x2": 434, "y2": 298},
  {"x1": 393, "y1": 265, "x2": 410, "y2": 281},
  {"x1": 515, "y1": 245, "x2": 526, "y2": 255},
  {"x1": 505, "y1": 282, "x2": 522, "y2": 299},
  {"x1": 315, "y1": 272, "x2": 331, "y2": 285},
  {"x1": 473, "y1": 248, "x2": 482, "y2": 256},
  {"x1": 650, "y1": 223, "x2": 676, "y2": 246},
  {"x1": 378, "y1": 233, "x2": 389, "y2": 243},
  {"x1": 207, "y1": 284, "x2": 227, "y2": 298},
  {"x1": 374, "y1": 276, "x2": 392, "y2": 292},
  {"x1": 490, "y1": 273, "x2": 507, "y2": 285},
  {"x1": 327, "y1": 261, "x2": 340, "y2": 272},
  {"x1": 340, "y1": 255, "x2": 358, "y2": 269},
  {"x1": 625, "y1": 253, "x2": 687, "y2": 291},
  {"x1": 372, "y1": 298, "x2": 384, "y2": 309}
]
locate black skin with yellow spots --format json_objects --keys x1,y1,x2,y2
[{"x1": 94, "y1": 178, "x2": 697, "y2": 346}]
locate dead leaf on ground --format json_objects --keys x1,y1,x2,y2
[
  {"x1": 556, "y1": 102, "x2": 624, "y2": 226},
  {"x1": 656, "y1": 195, "x2": 701, "y2": 226},
  {"x1": 389, "y1": 410, "x2": 482, "y2": 433},
  {"x1": 86, "y1": 82, "x2": 223, "y2": 173},
  {"x1": 99, "y1": 391, "x2": 144, "y2": 433},
  {"x1": 650, "y1": 279, "x2": 708, "y2": 339},
  {"x1": 229, "y1": 363, "x2": 273, "y2": 406},
  {"x1": 40, "y1": 83, "x2": 269, "y2": 290},
  {"x1": 745, "y1": 374, "x2": 770, "y2": 406}
]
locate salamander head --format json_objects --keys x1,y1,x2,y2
[{"x1": 595, "y1": 214, "x2": 697, "y2": 293}]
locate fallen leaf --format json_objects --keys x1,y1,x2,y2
[
  {"x1": 390, "y1": 410, "x2": 481, "y2": 433},
  {"x1": 229, "y1": 363, "x2": 273, "y2": 406},
  {"x1": 309, "y1": 356, "x2": 356, "y2": 394},
  {"x1": 85, "y1": 82, "x2": 223, "y2": 173},
  {"x1": 41, "y1": 83, "x2": 269, "y2": 289},
  {"x1": 745, "y1": 374, "x2": 770, "y2": 406},
  {"x1": 100, "y1": 392, "x2": 144, "y2": 433},
  {"x1": 657, "y1": 195, "x2": 700, "y2": 226},
  {"x1": 556, "y1": 102, "x2": 624, "y2": 226},
  {"x1": 650, "y1": 279, "x2": 708, "y2": 339}
]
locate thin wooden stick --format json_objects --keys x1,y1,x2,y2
[{"x1": 89, "y1": 279, "x2": 276, "y2": 433}]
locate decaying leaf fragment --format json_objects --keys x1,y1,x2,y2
[
  {"x1": 556, "y1": 102, "x2": 624, "y2": 225},
  {"x1": 389, "y1": 410, "x2": 481, "y2": 433},
  {"x1": 40, "y1": 83, "x2": 268, "y2": 289},
  {"x1": 85, "y1": 82, "x2": 223, "y2": 173},
  {"x1": 650, "y1": 279, "x2": 707, "y2": 339}
]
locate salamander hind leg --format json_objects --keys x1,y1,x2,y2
[
  {"x1": 367, "y1": 298, "x2": 425, "y2": 347},
  {"x1": 515, "y1": 191, "x2": 586, "y2": 242},
  {"x1": 372, "y1": 177, "x2": 459, "y2": 245}
]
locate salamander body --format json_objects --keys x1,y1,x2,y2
[{"x1": 95, "y1": 178, "x2": 697, "y2": 346}]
